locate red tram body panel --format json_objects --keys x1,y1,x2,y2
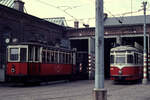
[
  {"x1": 7, "y1": 63, "x2": 73, "y2": 76},
  {"x1": 110, "y1": 66, "x2": 143, "y2": 80},
  {"x1": 28, "y1": 63, "x2": 41, "y2": 75},
  {"x1": 40, "y1": 64, "x2": 73, "y2": 75},
  {"x1": 110, "y1": 45, "x2": 143, "y2": 81},
  {"x1": 7, "y1": 62, "x2": 28, "y2": 76}
]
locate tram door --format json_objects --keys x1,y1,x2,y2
[
  {"x1": 28, "y1": 45, "x2": 41, "y2": 75},
  {"x1": 76, "y1": 51, "x2": 88, "y2": 79}
]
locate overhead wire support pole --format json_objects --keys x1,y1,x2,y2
[
  {"x1": 94, "y1": 0, "x2": 107, "y2": 100},
  {"x1": 142, "y1": 1, "x2": 148, "y2": 84}
]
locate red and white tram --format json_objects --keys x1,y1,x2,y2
[
  {"x1": 6, "y1": 42, "x2": 76, "y2": 82},
  {"x1": 110, "y1": 45, "x2": 143, "y2": 81}
]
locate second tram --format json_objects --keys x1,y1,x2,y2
[{"x1": 110, "y1": 45, "x2": 143, "y2": 81}]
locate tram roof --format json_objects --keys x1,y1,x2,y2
[
  {"x1": 8, "y1": 42, "x2": 73, "y2": 52},
  {"x1": 111, "y1": 45, "x2": 139, "y2": 52}
]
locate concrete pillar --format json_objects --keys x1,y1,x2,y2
[
  {"x1": 14, "y1": 0, "x2": 24, "y2": 12},
  {"x1": 93, "y1": 89, "x2": 107, "y2": 100}
]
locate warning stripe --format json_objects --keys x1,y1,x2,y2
[{"x1": 143, "y1": 53, "x2": 147, "y2": 79}]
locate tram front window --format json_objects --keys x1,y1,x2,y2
[
  {"x1": 116, "y1": 56, "x2": 125, "y2": 64},
  {"x1": 10, "y1": 48, "x2": 19, "y2": 61}
]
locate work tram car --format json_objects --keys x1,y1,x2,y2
[
  {"x1": 6, "y1": 42, "x2": 77, "y2": 82},
  {"x1": 110, "y1": 45, "x2": 143, "y2": 81}
]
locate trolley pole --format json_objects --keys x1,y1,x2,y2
[
  {"x1": 94, "y1": 0, "x2": 107, "y2": 100},
  {"x1": 142, "y1": 1, "x2": 148, "y2": 84}
]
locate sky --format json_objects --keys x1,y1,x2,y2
[{"x1": 22, "y1": 0, "x2": 150, "y2": 27}]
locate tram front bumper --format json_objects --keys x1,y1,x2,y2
[{"x1": 111, "y1": 75, "x2": 136, "y2": 81}]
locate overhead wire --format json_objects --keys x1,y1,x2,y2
[
  {"x1": 104, "y1": 7, "x2": 124, "y2": 24},
  {"x1": 34, "y1": 0, "x2": 94, "y2": 26},
  {"x1": 35, "y1": 0, "x2": 78, "y2": 20},
  {"x1": 27, "y1": 0, "x2": 149, "y2": 27}
]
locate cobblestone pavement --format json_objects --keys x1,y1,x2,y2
[{"x1": 0, "y1": 80, "x2": 149, "y2": 100}]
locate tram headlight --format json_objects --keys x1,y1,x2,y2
[
  {"x1": 110, "y1": 68, "x2": 114, "y2": 70},
  {"x1": 118, "y1": 70, "x2": 122, "y2": 75},
  {"x1": 11, "y1": 67, "x2": 15, "y2": 73},
  {"x1": 5, "y1": 38, "x2": 10, "y2": 44},
  {"x1": 11, "y1": 65, "x2": 16, "y2": 73}
]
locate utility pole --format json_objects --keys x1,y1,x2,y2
[
  {"x1": 94, "y1": 0, "x2": 107, "y2": 100},
  {"x1": 142, "y1": 1, "x2": 148, "y2": 84}
]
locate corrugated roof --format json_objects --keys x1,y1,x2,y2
[
  {"x1": 44, "y1": 17, "x2": 68, "y2": 26},
  {"x1": 104, "y1": 15, "x2": 150, "y2": 26},
  {"x1": 0, "y1": 0, "x2": 14, "y2": 8}
]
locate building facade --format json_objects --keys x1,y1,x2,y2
[{"x1": 66, "y1": 16, "x2": 150, "y2": 79}]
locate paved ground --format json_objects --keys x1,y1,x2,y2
[
  {"x1": 107, "y1": 82, "x2": 150, "y2": 100},
  {"x1": 0, "y1": 80, "x2": 149, "y2": 100}
]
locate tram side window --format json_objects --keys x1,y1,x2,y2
[
  {"x1": 64, "y1": 53, "x2": 67, "y2": 64},
  {"x1": 110, "y1": 55, "x2": 114, "y2": 64},
  {"x1": 50, "y1": 51, "x2": 54, "y2": 63},
  {"x1": 67, "y1": 53, "x2": 70, "y2": 64},
  {"x1": 69, "y1": 53, "x2": 72, "y2": 64},
  {"x1": 127, "y1": 55, "x2": 133, "y2": 64},
  {"x1": 138, "y1": 54, "x2": 143, "y2": 64},
  {"x1": 62, "y1": 52, "x2": 65, "y2": 64},
  {"x1": 47, "y1": 51, "x2": 50, "y2": 62},
  {"x1": 10, "y1": 48, "x2": 19, "y2": 61},
  {"x1": 134, "y1": 53, "x2": 138, "y2": 64},
  {"x1": 59, "y1": 52, "x2": 63, "y2": 64},
  {"x1": 20, "y1": 48, "x2": 27, "y2": 62},
  {"x1": 55, "y1": 51, "x2": 58, "y2": 64},
  {"x1": 67, "y1": 53, "x2": 69, "y2": 64},
  {"x1": 28, "y1": 47, "x2": 34, "y2": 61},
  {"x1": 42, "y1": 51, "x2": 46, "y2": 63},
  {"x1": 35, "y1": 47, "x2": 40, "y2": 62}
]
